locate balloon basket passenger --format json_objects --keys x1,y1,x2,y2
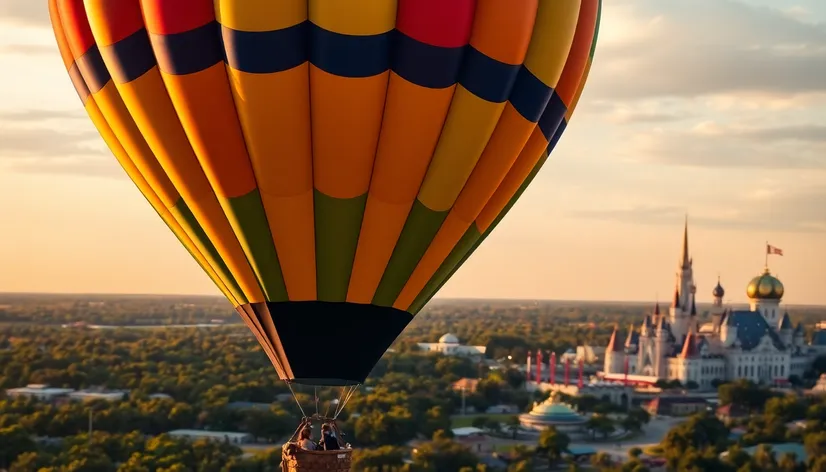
[{"x1": 282, "y1": 418, "x2": 352, "y2": 472}]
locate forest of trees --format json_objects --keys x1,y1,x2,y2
[{"x1": 1, "y1": 294, "x2": 826, "y2": 470}]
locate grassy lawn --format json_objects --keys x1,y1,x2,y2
[{"x1": 450, "y1": 413, "x2": 517, "y2": 428}]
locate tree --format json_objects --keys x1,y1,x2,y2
[
  {"x1": 0, "y1": 425, "x2": 37, "y2": 468},
  {"x1": 351, "y1": 446, "x2": 406, "y2": 471},
  {"x1": 537, "y1": 426, "x2": 570, "y2": 463},
  {"x1": 412, "y1": 437, "x2": 479, "y2": 471},
  {"x1": 585, "y1": 415, "x2": 615, "y2": 440},
  {"x1": 505, "y1": 415, "x2": 521, "y2": 440}
]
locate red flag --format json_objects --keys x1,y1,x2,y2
[{"x1": 767, "y1": 244, "x2": 784, "y2": 256}]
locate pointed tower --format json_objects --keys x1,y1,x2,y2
[
  {"x1": 671, "y1": 217, "x2": 695, "y2": 342},
  {"x1": 690, "y1": 293, "x2": 697, "y2": 317},
  {"x1": 605, "y1": 325, "x2": 625, "y2": 374},
  {"x1": 680, "y1": 215, "x2": 690, "y2": 270}
]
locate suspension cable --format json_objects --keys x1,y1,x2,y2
[
  {"x1": 286, "y1": 382, "x2": 307, "y2": 418},
  {"x1": 333, "y1": 384, "x2": 360, "y2": 419}
]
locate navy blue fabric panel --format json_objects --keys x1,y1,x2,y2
[
  {"x1": 309, "y1": 23, "x2": 390, "y2": 78},
  {"x1": 390, "y1": 30, "x2": 464, "y2": 89},
  {"x1": 538, "y1": 93, "x2": 567, "y2": 142},
  {"x1": 244, "y1": 301, "x2": 413, "y2": 386},
  {"x1": 458, "y1": 46, "x2": 520, "y2": 103},
  {"x1": 152, "y1": 21, "x2": 223, "y2": 75},
  {"x1": 509, "y1": 66, "x2": 553, "y2": 123},
  {"x1": 68, "y1": 63, "x2": 91, "y2": 103},
  {"x1": 222, "y1": 22, "x2": 308, "y2": 74},
  {"x1": 547, "y1": 118, "x2": 568, "y2": 154},
  {"x1": 76, "y1": 45, "x2": 111, "y2": 94},
  {"x1": 101, "y1": 28, "x2": 156, "y2": 83}
]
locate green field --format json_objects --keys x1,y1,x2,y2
[{"x1": 450, "y1": 413, "x2": 518, "y2": 428}]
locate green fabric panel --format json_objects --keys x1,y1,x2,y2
[
  {"x1": 170, "y1": 200, "x2": 248, "y2": 304},
  {"x1": 372, "y1": 200, "x2": 449, "y2": 307},
  {"x1": 589, "y1": 0, "x2": 602, "y2": 59},
  {"x1": 314, "y1": 190, "x2": 368, "y2": 302},
  {"x1": 408, "y1": 150, "x2": 551, "y2": 314},
  {"x1": 221, "y1": 189, "x2": 287, "y2": 302},
  {"x1": 408, "y1": 225, "x2": 482, "y2": 314}
]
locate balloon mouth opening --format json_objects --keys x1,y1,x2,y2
[
  {"x1": 289, "y1": 378, "x2": 362, "y2": 387},
  {"x1": 235, "y1": 301, "x2": 413, "y2": 386}
]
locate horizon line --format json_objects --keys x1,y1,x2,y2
[{"x1": 0, "y1": 291, "x2": 822, "y2": 309}]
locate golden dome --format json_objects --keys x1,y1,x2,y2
[{"x1": 746, "y1": 268, "x2": 784, "y2": 300}]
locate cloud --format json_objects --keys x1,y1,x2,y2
[
  {"x1": 0, "y1": 1, "x2": 49, "y2": 28},
  {"x1": 0, "y1": 126, "x2": 104, "y2": 158},
  {"x1": 0, "y1": 44, "x2": 57, "y2": 55},
  {"x1": 624, "y1": 123, "x2": 826, "y2": 169},
  {"x1": 0, "y1": 109, "x2": 116, "y2": 177},
  {"x1": 570, "y1": 185, "x2": 826, "y2": 233},
  {"x1": 589, "y1": 0, "x2": 826, "y2": 100},
  {"x1": 0, "y1": 109, "x2": 86, "y2": 122}
]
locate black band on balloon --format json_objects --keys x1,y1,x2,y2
[{"x1": 237, "y1": 301, "x2": 413, "y2": 386}]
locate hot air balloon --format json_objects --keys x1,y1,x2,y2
[{"x1": 48, "y1": 0, "x2": 600, "y2": 435}]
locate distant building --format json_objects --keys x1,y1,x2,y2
[
  {"x1": 167, "y1": 430, "x2": 253, "y2": 444},
  {"x1": 417, "y1": 333, "x2": 486, "y2": 358},
  {"x1": 644, "y1": 395, "x2": 709, "y2": 416},
  {"x1": 6, "y1": 384, "x2": 75, "y2": 402},
  {"x1": 576, "y1": 345, "x2": 606, "y2": 365},
  {"x1": 603, "y1": 222, "x2": 825, "y2": 390},
  {"x1": 485, "y1": 404, "x2": 519, "y2": 414},
  {"x1": 452, "y1": 378, "x2": 480, "y2": 393},
  {"x1": 519, "y1": 395, "x2": 588, "y2": 432},
  {"x1": 451, "y1": 427, "x2": 494, "y2": 454},
  {"x1": 69, "y1": 390, "x2": 128, "y2": 402},
  {"x1": 528, "y1": 381, "x2": 634, "y2": 409},
  {"x1": 226, "y1": 401, "x2": 273, "y2": 411},
  {"x1": 804, "y1": 374, "x2": 826, "y2": 397}
]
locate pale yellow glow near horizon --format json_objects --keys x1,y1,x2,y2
[{"x1": 0, "y1": 0, "x2": 824, "y2": 306}]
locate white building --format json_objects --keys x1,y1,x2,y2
[
  {"x1": 69, "y1": 390, "x2": 128, "y2": 402},
  {"x1": 603, "y1": 222, "x2": 824, "y2": 390},
  {"x1": 417, "y1": 333, "x2": 486, "y2": 357},
  {"x1": 6, "y1": 384, "x2": 75, "y2": 401},
  {"x1": 167, "y1": 430, "x2": 253, "y2": 444}
]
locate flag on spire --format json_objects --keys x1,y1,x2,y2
[{"x1": 767, "y1": 244, "x2": 784, "y2": 256}]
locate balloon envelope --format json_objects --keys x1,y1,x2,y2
[{"x1": 49, "y1": 0, "x2": 601, "y2": 386}]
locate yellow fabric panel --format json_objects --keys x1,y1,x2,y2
[
  {"x1": 215, "y1": 0, "x2": 307, "y2": 31},
  {"x1": 417, "y1": 86, "x2": 505, "y2": 212},
  {"x1": 308, "y1": 0, "x2": 396, "y2": 35},
  {"x1": 523, "y1": 0, "x2": 582, "y2": 87}
]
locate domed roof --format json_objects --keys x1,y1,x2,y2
[
  {"x1": 746, "y1": 268, "x2": 784, "y2": 300},
  {"x1": 521, "y1": 400, "x2": 587, "y2": 424},
  {"x1": 712, "y1": 277, "x2": 725, "y2": 298},
  {"x1": 439, "y1": 333, "x2": 459, "y2": 344}
]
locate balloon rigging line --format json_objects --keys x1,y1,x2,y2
[{"x1": 286, "y1": 382, "x2": 308, "y2": 419}]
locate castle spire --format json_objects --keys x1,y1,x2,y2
[
  {"x1": 607, "y1": 326, "x2": 623, "y2": 352},
  {"x1": 672, "y1": 284, "x2": 680, "y2": 308},
  {"x1": 680, "y1": 214, "x2": 690, "y2": 269},
  {"x1": 690, "y1": 293, "x2": 697, "y2": 316}
]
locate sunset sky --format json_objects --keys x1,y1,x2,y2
[{"x1": 1, "y1": 0, "x2": 824, "y2": 305}]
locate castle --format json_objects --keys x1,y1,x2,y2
[{"x1": 603, "y1": 222, "x2": 824, "y2": 390}]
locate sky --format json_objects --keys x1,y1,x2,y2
[{"x1": 0, "y1": 0, "x2": 824, "y2": 306}]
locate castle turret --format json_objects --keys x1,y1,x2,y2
[
  {"x1": 604, "y1": 326, "x2": 625, "y2": 374},
  {"x1": 747, "y1": 268, "x2": 784, "y2": 324},
  {"x1": 712, "y1": 276, "x2": 725, "y2": 307},
  {"x1": 779, "y1": 312, "x2": 793, "y2": 346}
]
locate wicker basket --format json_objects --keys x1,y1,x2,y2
[{"x1": 282, "y1": 443, "x2": 352, "y2": 472}]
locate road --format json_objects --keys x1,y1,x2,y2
[{"x1": 570, "y1": 416, "x2": 684, "y2": 461}]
